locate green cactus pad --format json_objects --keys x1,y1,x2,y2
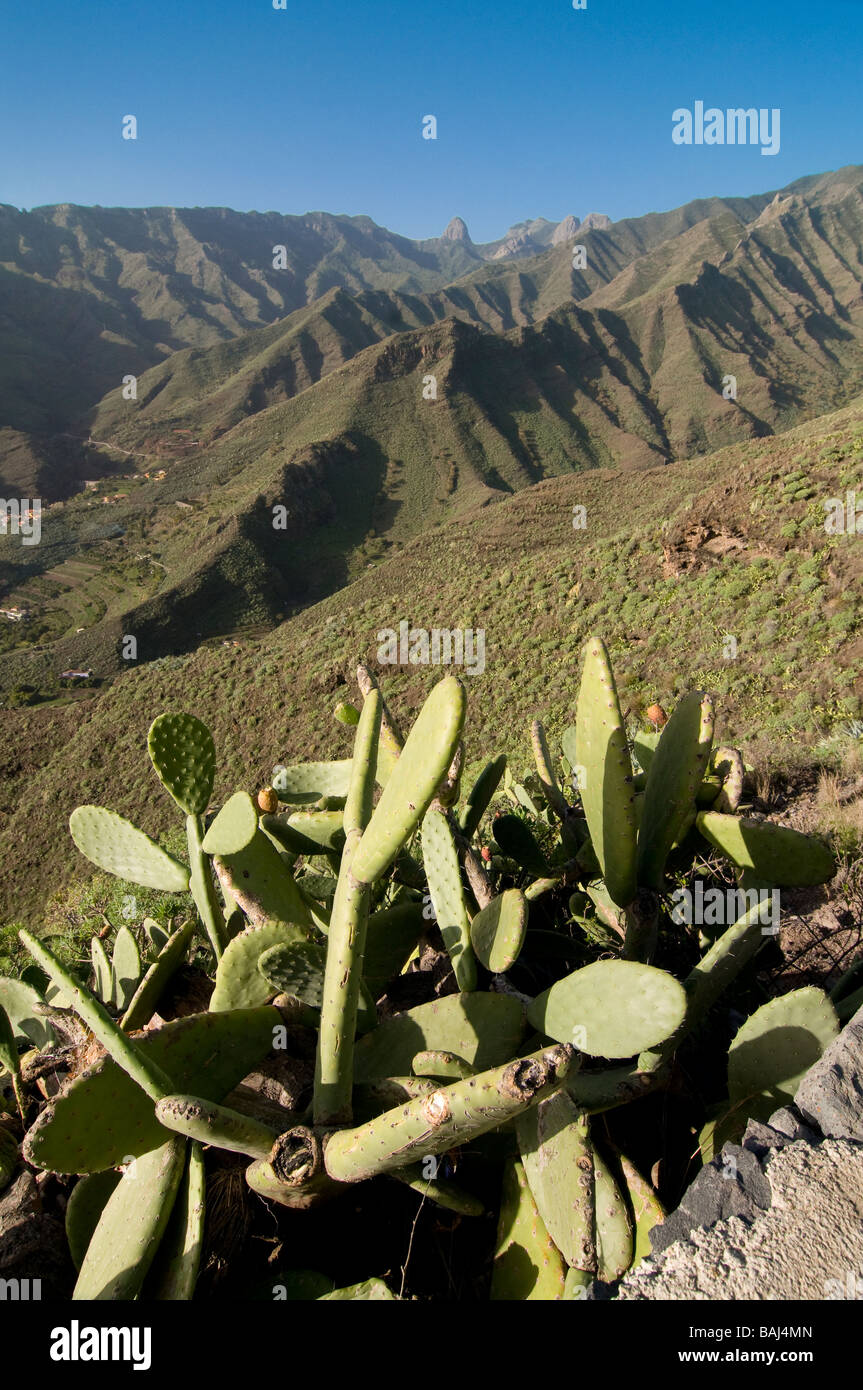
[
  {"x1": 528, "y1": 959, "x2": 687, "y2": 1058},
  {"x1": 491, "y1": 814, "x2": 550, "y2": 877},
  {"x1": 517, "y1": 1091, "x2": 596, "y2": 1272},
  {"x1": 73, "y1": 1137, "x2": 187, "y2": 1300},
  {"x1": 143, "y1": 918, "x2": 170, "y2": 954},
  {"x1": 459, "y1": 755, "x2": 507, "y2": 841},
  {"x1": 411, "y1": 1049, "x2": 475, "y2": 1080},
  {"x1": 65, "y1": 1169, "x2": 123, "y2": 1270},
  {"x1": 421, "y1": 807, "x2": 476, "y2": 991},
  {"x1": 286, "y1": 809, "x2": 345, "y2": 852},
  {"x1": 363, "y1": 902, "x2": 426, "y2": 997},
  {"x1": 111, "y1": 925, "x2": 142, "y2": 1011},
  {"x1": 273, "y1": 760, "x2": 353, "y2": 803},
  {"x1": 491, "y1": 1157, "x2": 567, "y2": 1300},
  {"x1": 696, "y1": 812, "x2": 836, "y2": 887},
  {"x1": 70, "y1": 806, "x2": 190, "y2": 894},
  {"x1": 258, "y1": 941, "x2": 328, "y2": 1008},
  {"x1": 210, "y1": 923, "x2": 311, "y2": 1011},
  {"x1": 201, "y1": 791, "x2": 258, "y2": 855},
  {"x1": 594, "y1": 1145, "x2": 634, "y2": 1280},
  {"x1": 470, "y1": 889, "x2": 528, "y2": 974},
  {"x1": 727, "y1": 986, "x2": 839, "y2": 1118},
  {"x1": 574, "y1": 637, "x2": 638, "y2": 908},
  {"x1": 0, "y1": 977, "x2": 54, "y2": 1048},
  {"x1": 144, "y1": 1141, "x2": 206, "y2": 1300},
  {"x1": 351, "y1": 676, "x2": 466, "y2": 886},
  {"x1": 91, "y1": 937, "x2": 113, "y2": 1004},
  {"x1": 121, "y1": 920, "x2": 196, "y2": 1032},
  {"x1": 318, "y1": 1279, "x2": 396, "y2": 1300},
  {"x1": 23, "y1": 1006, "x2": 280, "y2": 1174},
  {"x1": 618, "y1": 1151, "x2": 665, "y2": 1267},
  {"x1": 147, "y1": 713, "x2": 216, "y2": 816},
  {"x1": 636, "y1": 692, "x2": 714, "y2": 890},
  {"x1": 156, "y1": 1095, "x2": 278, "y2": 1161},
  {"x1": 352, "y1": 992, "x2": 527, "y2": 1082}
]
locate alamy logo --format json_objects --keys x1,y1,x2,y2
[
  {"x1": 824, "y1": 1271, "x2": 863, "y2": 1300},
  {"x1": 50, "y1": 1321, "x2": 151, "y2": 1370},
  {"x1": 824, "y1": 492, "x2": 863, "y2": 534},
  {"x1": 672, "y1": 102, "x2": 780, "y2": 156},
  {"x1": 0, "y1": 1277, "x2": 41, "y2": 1300},
  {"x1": 0, "y1": 498, "x2": 42, "y2": 545},
  {"x1": 670, "y1": 881, "x2": 780, "y2": 933},
  {"x1": 377, "y1": 621, "x2": 485, "y2": 676}
]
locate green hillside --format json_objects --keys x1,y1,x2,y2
[{"x1": 1, "y1": 395, "x2": 861, "y2": 929}]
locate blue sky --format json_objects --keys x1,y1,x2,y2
[{"x1": 2, "y1": 0, "x2": 860, "y2": 241}]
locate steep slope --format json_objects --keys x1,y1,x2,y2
[{"x1": 1, "y1": 395, "x2": 861, "y2": 927}]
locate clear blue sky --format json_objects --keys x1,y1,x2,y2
[{"x1": 1, "y1": 0, "x2": 860, "y2": 242}]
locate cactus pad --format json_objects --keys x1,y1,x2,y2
[
  {"x1": 528, "y1": 959, "x2": 687, "y2": 1058},
  {"x1": 65, "y1": 1169, "x2": 123, "y2": 1270},
  {"x1": 23, "y1": 1006, "x2": 280, "y2": 1173},
  {"x1": 70, "y1": 806, "x2": 190, "y2": 894},
  {"x1": 273, "y1": 760, "x2": 353, "y2": 802},
  {"x1": 697, "y1": 812, "x2": 836, "y2": 886},
  {"x1": 0, "y1": 977, "x2": 54, "y2": 1049},
  {"x1": 201, "y1": 792, "x2": 258, "y2": 855},
  {"x1": 636, "y1": 692, "x2": 714, "y2": 890},
  {"x1": 91, "y1": 937, "x2": 112, "y2": 1003},
  {"x1": 727, "y1": 986, "x2": 839, "y2": 1118},
  {"x1": 470, "y1": 889, "x2": 528, "y2": 974},
  {"x1": 575, "y1": 637, "x2": 638, "y2": 908},
  {"x1": 517, "y1": 1091, "x2": 596, "y2": 1271},
  {"x1": 111, "y1": 925, "x2": 142, "y2": 1011},
  {"x1": 352, "y1": 992, "x2": 526, "y2": 1082},
  {"x1": 121, "y1": 920, "x2": 196, "y2": 1031},
  {"x1": 258, "y1": 941, "x2": 328, "y2": 1008},
  {"x1": 594, "y1": 1145, "x2": 634, "y2": 1280},
  {"x1": 421, "y1": 807, "x2": 476, "y2": 991},
  {"x1": 491, "y1": 1156, "x2": 567, "y2": 1300},
  {"x1": 209, "y1": 923, "x2": 311, "y2": 1011},
  {"x1": 144, "y1": 1141, "x2": 206, "y2": 1300},
  {"x1": 147, "y1": 713, "x2": 216, "y2": 816},
  {"x1": 73, "y1": 1137, "x2": 187, "y2": 1300}
]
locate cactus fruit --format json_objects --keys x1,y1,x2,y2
[
  {"x1": 121, "y1": 920, "x2": 196, "y2": 1031},
  {"x1": 421, "y1": 807, "x2": 477, "y2": 990},
  {"x1": 72, "y1": 1137, "x2": 187, "y2": 1300},
  {"x1": 491, "y1": 1157, "x2": 567, "y2": 1300},
  {"x1": 0, "y1": 977, "x2": 55, "y2": 1048},
  {"x1": 469, "y1": 889, "x2": 528, "y2": 974},
  {"x1": 147, "y1": 713, "x2": 215, "y2": 817},
  {"x1": 334, "y1": 701, "x2": 361, "y2": 726},
  {"x1": 574, "y1": 637, "x2": 638, "y2": 909},
  {"x1": 209, "y1": 922, "x2": 311, "y2": 1011},
  {"x1": 155, "y1": 1095, "x2": 279, "y2": 1161},
  {"x1": 696, "y1": 811, "x2": 836, "y2": 886},
  {"x1": 322, "y1": 1043, "x2": 575, "y2": 1183},
  {"x1": 111, "y1": 925, "x2": 142, "y2": 1011},
  {"x1": 459, "y1": 755, "x2": 507, "y2": 841},
  {"x1": 636, "y1": 692, "x2": 714, "y2": 891},
  {"x1": 65, "y1": 1169, "x2": 122, "y2": 1270},
  {"x1": 144, "y1": 1141, "x2": 206, "y2": 1300},
  {"x1": 517, "y1": 1092, "x2": 596, "y2": 1273},
  {"x1": 352, "y1": 993, "x2": 527, "y2": 1082},
  {"x1": 726, "y1": 986, "x2": 839, "y2": 1119},
  {"x1": 258, "y1": 786, "x2": 280, "y2": 814},
  {"x1": 69, "y1": 806, "x2": 190, "y2": 894},
  {"x1": 528, "y1": 959, "x2": 687, "y2": 1059},
  {"x1": 350, "y1": 677, "x2": 467, "y2": 886},
  {"x1": 23, "y1": 1006, "x2": 281, "y2": 1173}
]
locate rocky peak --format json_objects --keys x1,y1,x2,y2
[
  {"x1": 551, "y1": 214, "x2": 581, "y2": 244},
  {"x1": 581, "y1": 212, "x2": 612, "y2": 231},
  {"x1": 442, "y1": 216, "x2": 471, "y2": 243}
]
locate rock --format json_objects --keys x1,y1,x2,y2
[
  {"x1": 0, "y1": 1171, "x2": 75, "y2": 1297},
  {"x1": 551, "y1": 215, "x2": 581, "y2": 244},
  {"x1": 795, "y1": 1004, "x2": 863, "y2": 1140},
  {"x1": 442, "y1": 217, "x2": 471, "y2": 243},
  {"x1": 649, "y1": 1143, "x2": 770, "y2": 1256},
  {"x1": 618, "y1": 1140, "x2": 863, "y2": 1300},
  {"x1": 581, "y1": 212, "x2": 612, "y2": 231}
]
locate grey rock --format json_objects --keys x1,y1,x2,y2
[
  {"x1": 795, "y1": 1004, "x2": 863, "y2": 1140},
  {"x1": 551, "y1": 214, "x2": 581, "y2": 245},
  {"x1": 581, "y1": 212, "x2": 612, "y2": 231},
  {"x1": 649, "y1": 1143, "x2": 769, "y2": 1256},
  {"x1": 441, "y1": 217, "x2": 471, "y2": 243}
]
